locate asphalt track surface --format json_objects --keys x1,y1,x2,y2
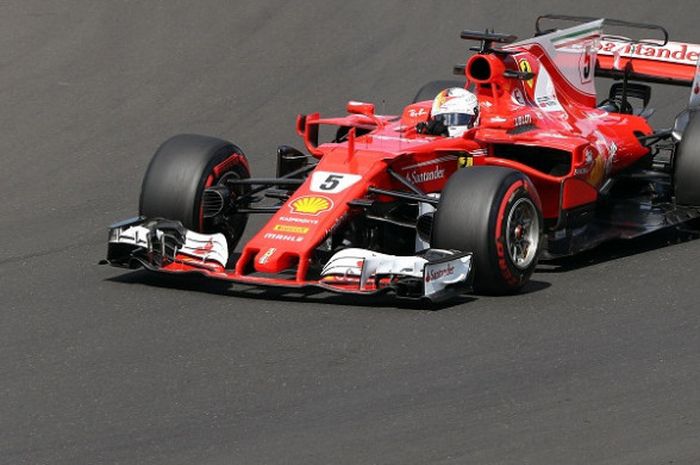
[{"x1": 2, "y1": 1, "x2": 700, "y2": 464}]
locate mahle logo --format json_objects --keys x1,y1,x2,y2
[{"x1": 289, "y1": 196, "x2": 333, "y2": 216}]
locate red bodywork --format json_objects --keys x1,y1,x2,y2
[{"x1": 154, "y1": 20, "x2": 699, "y2": 292}]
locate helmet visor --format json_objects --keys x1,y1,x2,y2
[{"x1": 440, "y1": 112, "x2": 477, "y2": 128}]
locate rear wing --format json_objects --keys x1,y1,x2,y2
[
  {"x1": 596, "y1": 39, "x2": 700, "y2": 87},
  {"x1": 533, "y1": 15, "x2": 700, "y2": 109},
  {"x1": 534, "y1": 15, "x2": 699, "y2": 87}
]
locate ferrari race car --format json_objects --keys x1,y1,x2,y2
[{"x1": 106, "y1": 15, "x2": 700, "y2": 303}]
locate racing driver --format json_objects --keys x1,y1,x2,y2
[{"x1": 416, "y1": 87, "x2": 479, "y2": 137}]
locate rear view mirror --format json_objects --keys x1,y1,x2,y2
[{"x1": 346, "y1": 101, "x2": 375, "y2": 117}]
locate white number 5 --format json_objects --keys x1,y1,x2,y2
[{"x1": 310, "y1": 171, "x2": 362, "y2": 194}]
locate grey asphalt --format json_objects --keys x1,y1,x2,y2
[{"x1": 2, "y1": 1, "x2": 700, "y2": 464}]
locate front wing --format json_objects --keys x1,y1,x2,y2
[{"x1": 105, "y1": 217, "x2": 473, "y2": 302}]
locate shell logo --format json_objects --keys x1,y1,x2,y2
[{"x1": 289, "y1": 195, "x2": 333, "y2": 215}]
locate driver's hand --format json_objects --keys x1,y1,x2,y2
[{"x1": 416, "y1": 116, "x2": 448, "y2": 136}]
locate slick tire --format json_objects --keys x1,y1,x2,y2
[
  {"x1": 431, "y1": 166, "x2": 543, "y2": 295},
  {"x1": 412, "y1": 80, "x2": 467, "y2": 103},
  {"x1": 139, "y1": 134, "x2": 251, "y2": 249},
  {"x1": 674, "y1": 112, "x2": 700, "y2": 205}
]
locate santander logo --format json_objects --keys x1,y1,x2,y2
[
  {"x1": 193, "y1": 241, "x2": 215, "y2": 255},
  {"x1": 409, "y1": 166, "x2": 445, "y2": 184},
  {"x1": 598, "y1": 41, "x2": 700, "y2": 66},
  {"x1": 425, "y1": 263, "x2": 455, "y2": 283}
]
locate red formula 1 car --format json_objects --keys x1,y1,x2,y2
[{"x1": 105, "y1": 15, "x2": 700, "y2": 303}]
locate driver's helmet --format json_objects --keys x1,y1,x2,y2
[{"x1": 431, "y1": 87, "x2": 479, "y2": 137}]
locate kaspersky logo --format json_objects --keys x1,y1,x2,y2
[{"x1": 289, "y1": 196, "x2": 333, "y2": 216}]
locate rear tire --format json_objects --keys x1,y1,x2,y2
[
  {"x1": 431, "y1": 167, "x2": 543, "y2": 295},
  {"x1": 139, "y1": 134, "x2": 251, "y2": 250},
  {"x1": 674, "y1": 111, "x2": 700, "y2": 205}
]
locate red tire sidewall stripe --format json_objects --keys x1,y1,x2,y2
[{"x1": 494, "y1": 179, "x2": 524, "y2": 286}]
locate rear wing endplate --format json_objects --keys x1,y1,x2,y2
[{"x1": 690, "y1": 60, "x2": 700, "y2": 110}]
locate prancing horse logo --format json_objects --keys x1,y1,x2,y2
[{"x1": 518, "y1": 59, "x2": 535, "y2": 88}]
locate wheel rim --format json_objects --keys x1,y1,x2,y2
[
  {"x1": 505, "y1": 197, "x2": 539, "y2": 270},
  {"x1": 200, "y1": 167, "x2": 249, "y2": 242}
]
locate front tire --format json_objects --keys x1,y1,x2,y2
[
  {"x1": 431, "y1": 166, "x2": 543, "y2": 295},
  {"x1": 139, "y1": 134, "x2": 251, "y2": 250}
]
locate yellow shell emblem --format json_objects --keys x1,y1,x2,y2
[{"x1": 289, "y1": 196, "x2": 333, "y2": 215}]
